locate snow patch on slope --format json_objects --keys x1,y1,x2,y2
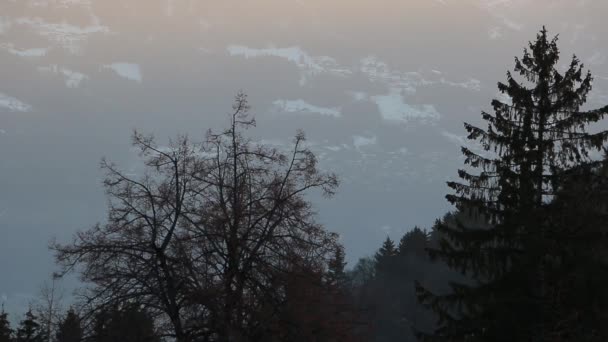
[
  {"x1": 228, "y1": 48, "x2": 480, "y2": 93},
  {"x1": 324, "y1": 145, "x2": 343, "y2": 152},
  {"x1": 16, "y1": 17, "x2": 110, "y2": 54},
  {"x1": 58, "y1": 0, "x2": 94, "y2": 6},
  {"x1": 273, "y1": 99, "x2": 341, "y2": 117},
  {"x1": 227, "y1": 45, "x2": 351, "y2": 85},
  {"x1": 441, "y1": 78, "x2": 481, "y2": 91},
  {"x1": 28, "y1": 0, "x2": 93, "y2": 8},
  {"x1": 360, "y1": 56, "x2": 419, "y2": 94},
  {"x1": 348, "y1": 91, "x2": 368, "y2": 102},
  {"x1": 1, "y1": 43, "x2": 48, "y2": 57},
  {"x1": 361, "y1": 56, "x2": 481, "y2": 93},
  {"x1": 371, "y1": 88, "x2": 440, "y2": 124},
  {"x1": 103, "y1": 63, "x2": 143, "y2": 83},
  {"x1": 0, "y1": 93, "x2": 32, "y2": 112},
  {"x1": 38, "y1": 65, "x2": 89, "y2": 88},
  {"x1": 353, "y1": 135, "x2": 377, "y2": 150},
  {"x1": 478, "y1": 0, "x2": 524, "y2": 32}
]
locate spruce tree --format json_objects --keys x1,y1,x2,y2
[
  {"x1": 416, "y1": 27, "x2": 608, "y2": 342},
  {"x1": 545, "y1": 152, "x2": 608, "y2": 339},
  {"x1": 398, "y1": 227, "x2": 429, "y2": 258},
  {"x1": 15, "y1": 310, "x2": 44, "y2": 342},
  {"x1": 91, "y1": 306, "x2": 159, "y2": 342},
  {"x1": 90, "y1": 309, "x2": 112, "y2": 342},
  {"x1": 0, "y1": 307, "x2": 12, "y2": 342},
  {"x1": 374, "y1": 237, "x2": 397, "y2": 276},
  {"x1": 327, "y1": 245, "x2": 348, "y2": 288},
  {"x1": 55, "y1": 309, "x2": 82, "y2": 342}
]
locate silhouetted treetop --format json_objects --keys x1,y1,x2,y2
[{"x1": 417, "y1": 27, "x2": 608, "y2": 342}]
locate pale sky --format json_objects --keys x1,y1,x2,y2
[{"x1": 1, "y1": 0, "x2": 608, "y2": 316}]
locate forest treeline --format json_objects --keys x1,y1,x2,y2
[{"x1": 3, "y1": 27, "x2": 608, "y2": 341}]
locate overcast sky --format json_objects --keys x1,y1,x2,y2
[{"x1": 2, "y1": 0, "x2": 608, "y2": 316}]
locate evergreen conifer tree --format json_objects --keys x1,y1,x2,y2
[
  {"x1": 374, "y1": 237, "x2": 397, "y2": 276},
  {"x1": 91, "y1": 306, "x2": 159, "y2": 342},
  {"x1": 327, "y1": 245, "x2": 348, "y2": 288},
  {"x1": 544, "y1": 152, "x2": 608, "y2": 339},
  {"x1": 398, "y1": 227, "x2": 429, "y2": 258},
  {"x1": 416, "y1": 27, "x2": 608, "y2": 341},
  {"x1": 15, "y1": 310, "x2": 44, "y2": 342},
  {"x1": 0, "y1": 307, "x2": 13, "y2": 342},
  {"x1": 55, "y1": 309, "x2": 82, "y2": 342}
]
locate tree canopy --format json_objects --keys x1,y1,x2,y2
[{"x1": 416, "y1": 27, "x2": 608, "y2": 342}]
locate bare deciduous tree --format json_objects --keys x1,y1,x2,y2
[
  {"x1": 34, "y1": 274, "x2": 64, "y2": 342},
  {"x1": 52, "y1": 93, "x2": 340, "y2": 342}
]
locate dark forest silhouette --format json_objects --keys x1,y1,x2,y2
[{"x1": 2, "y1": 27, "x2": 608, "y2": 342}]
